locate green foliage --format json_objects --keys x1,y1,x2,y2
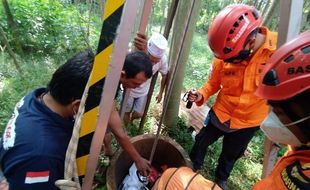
[
  {"x1": 0, "y1": 54, "x2": 61, "y2": 132},
  {"x1": 150, "y1": 0, "x2": 168, "y2": 28},
  {"x1": 162, "y1": 117, "x2": 194, "y2": 153},
  {"x1": 126, "y1": 124, "x2": 140, "y2": 137},
  {"x1": 183, "y1": 32, "x2": 213, "y2": 90},
  {"x1": 196, "y1": 0, "x2": 221, "y2": 33},
  {"x1": 0, "y1": 0, "x2": 100, "y2": 55},
  {"x1": 183, "y1": 32, "x2": 218, "y2": 105},
  {"x1": 162, "y1": 115, "x2": 268, "y2": 190},
  {"x1": 196, "y1": 0, "x2": 232, "y2": 33}
]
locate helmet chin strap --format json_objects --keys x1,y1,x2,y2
[{"x1": 283, "y1": 114, "x2": 310, "y2": 127}]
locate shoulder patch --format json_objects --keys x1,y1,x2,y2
[{"x1": 25, "y1": 171, "x2": 50, "y2": 184}]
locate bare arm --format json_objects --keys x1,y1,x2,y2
[{"x1": 108, "y1": 102, "x2": 151, "y2": 176}]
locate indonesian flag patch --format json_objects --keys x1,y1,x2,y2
[{"x1": 25, "y1": 171, "x2": 50, "y2": 184}]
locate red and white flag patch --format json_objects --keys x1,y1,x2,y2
[{"x1": 25, "y1": 171, "x2": 50, "y2": 184}]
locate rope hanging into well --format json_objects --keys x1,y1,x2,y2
[{"x1": 149, "y1": 0, "x2": 197, "y2": 164}]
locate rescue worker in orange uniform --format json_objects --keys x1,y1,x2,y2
[
  {"x1": 152, "y1": 167, "x2": 222, "y2": 190},
  {"x1": 187, "y1": 4, "x2": 277, "y2": 189},
  {"x1": 253, "y1": 30, "x2": 310, "y2": 189}
]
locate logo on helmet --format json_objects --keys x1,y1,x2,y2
[
  {"x1": 287, "y1": 65, "x2": 310, "y2": 75},
  {"x1": 232, "y1": 15, "x2": 250, "y2": 43}
]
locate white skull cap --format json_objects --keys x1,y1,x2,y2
[{"x1": 147, "y1": 33, "x2": 168, "y2": 58}]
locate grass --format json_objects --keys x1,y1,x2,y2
[{"x1": 0, "y1": 54, "x2": 60, "y2": 132}]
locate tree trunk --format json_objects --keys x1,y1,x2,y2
[
  {"x1": 262, "y1": 0, "x2": 278, "y2": 28},
  {"x1": 163, "y1": 0, "x2": 178, "y2": 38},
  {"x1": 0, "y1": 23, "x2": 22, "y2": 74},
  {"x1": 261, "y1": 0, "x2": 271, "y2": 17},
  {"x1": 99, "y1": 0, "x2": 105, "y2": 16},
  {"x1": 257, "y1": 0, "x2": 265, "y2": 10},
  {"x1": 253, "y1": 0, "x2": 259, "y2": 7},
  {"x1": 2, "y1": 0, "x2": 23, "y2": 54},
  {"x1": 147, "y1": 5, "x2": 154, "y2": 34},
  {"x1": 159, "y1": 0, "x2": 168, "y2": 33},
  {"x1": 163, "y1": 0, "x2": 202, "y2": 127}
]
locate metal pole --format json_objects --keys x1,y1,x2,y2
[
  {"x1": 81, "y1": 1, "x2": 140, "y2": 189},
  {"x1": 139, "y1": 0, "x2": 154, "y2": 34}
]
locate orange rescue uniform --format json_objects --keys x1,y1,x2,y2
[
  {"x1": 196, "y1": 27, "x2": 278, "y2": 129},
  {"x1": 152, "y1": 167, "x2": 222, "y2": 190},
  {"x1": 253, "y1": 147, "x2": 310, "y2": 190}
]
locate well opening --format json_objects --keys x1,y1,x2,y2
[{"x1": 106, "y1": 134, "x2": 192, "y2": 190}]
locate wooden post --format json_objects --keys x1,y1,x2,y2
[{"x1": 78, "y1": 1, "x2": 140, "y2": 188}]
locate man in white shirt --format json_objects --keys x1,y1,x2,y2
[{"x1": 124, "y1": 32, "x2": 169, "y2": 125}]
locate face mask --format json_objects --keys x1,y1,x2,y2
[{"x1": 260, "y1": 111, "x2": 302, "y2": 146}]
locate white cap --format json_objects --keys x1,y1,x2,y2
[{"x1": 147, "y1": 33, "x2": 168, "y2": 58}]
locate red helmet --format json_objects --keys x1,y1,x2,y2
[
  {"x1": 256, "y1": 30, "x2": 310, "y2": 100},
  {"x1": 208, "y1": 4, "x2": 262, "y2": 60}
]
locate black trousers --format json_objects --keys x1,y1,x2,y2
[{"x1": 189, "y1": 120, "x2": 259, "y2": 181}]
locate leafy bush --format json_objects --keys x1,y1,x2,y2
[
  {"x1": 162, "y1": 117, "x2": 194, "y2": 153},
  {"x1": 0, "y1": 54, "x2": 66, "y2": 132},
  {"x1": 0, "y1": 0, "x2": 100, "y2": 55}
]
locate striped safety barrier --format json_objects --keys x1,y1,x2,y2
[{"x1": 76, "y1": 0, "x2": 125, "y2": 183}]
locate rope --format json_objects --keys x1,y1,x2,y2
[
  {"x1": 149, "y1": 0, "x2": 197, "y2": 164},
  {"x1": 164, "y1": 168, "x2": 181, "y2": 190},
  {"x1": 184, "y1": 172, "x2": 199, "y2": 190},
  {"x1": 63, "y1": 86, "x2": 89, "y2": 189}
]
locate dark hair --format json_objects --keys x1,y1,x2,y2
[
  {"x1": 123, "y1": 51, "x2": 152, "y2": 79},
  {"x1": 47, "y1": 50, "x2": 94, "y2": 105}
]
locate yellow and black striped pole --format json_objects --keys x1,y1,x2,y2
[
  {"x1": 75, "y1": 0, "x2": 141, "y2": 188},
  {"x1": 76, "y1": 0, "x2": 124, "y2": 182}
]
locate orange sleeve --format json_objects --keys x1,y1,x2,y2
[{"x1": 196, "y1": 58, "x2": 222, "y2": 106}]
